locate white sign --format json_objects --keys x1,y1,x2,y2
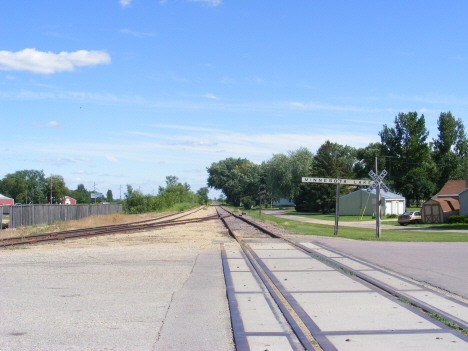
[
  {"x1": 302, "y1": 177, "x2": 373, "y2": 186},
  {"x1": 367, "y1": 170, "x2": 388, "y2": 193}
]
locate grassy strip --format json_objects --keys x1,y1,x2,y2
[
  {"x1": 396, "y1": 297, "x2": 468, "y2": 335},
  {"x1": 284, "y1": 210, "x2": 376, "y2": 222},
  {"x1": 234, "y1": 207, "x2": 468, "y2": 242},
  {"x1": 283, "y1": 209, "x2": 468, "y2": 230}
]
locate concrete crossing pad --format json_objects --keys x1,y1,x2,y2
[
  {"x1": 326, "y1": 332, "x2": 468, "y2": 351},
  {"x1": 245, "y1": 240, "x2": 468, "y2": 350},
  {"x1": 262, "y1": 258, "x2": 333, "y2": 271},
  {"x1": 274, "y1": 271, "x2": 371, "y2": 292},
  {"x1": 221, "y1": 247, "x2": 304, "y2": 350},
  {"x1": 293, "y1": 292, "x2": 440, "y2": 332},
  {"x1": 235, "y1": 293, "x2": 288, "y2": 332}
]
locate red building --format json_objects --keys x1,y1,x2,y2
[
  {"x1": 62, "y1": 196, "x2": 77, "y2": 205},
  {"x1": 0, "y1": 193, "x2": 14, "y2": 206}
]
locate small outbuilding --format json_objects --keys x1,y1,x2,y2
[
  {"x1": 421, "y1": 179, "x2": 467, "y2": 223},
  {"x1": 62, "y1": 196, "x2": 77, "y2": 205},
  {"x1": 421, "y1": 198, "x2": 459, "y2": 224},
  {"x1": 0, "y1": 193, "x2": 14, "y2": 206},
  {"x1": 273, "y1": 198, "x2": 295, "y2": 206},
  {"x1": 339, "y1": 189, "x2": 406, "y2": 216}
]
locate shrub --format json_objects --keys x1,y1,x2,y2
[
  {"x1": 241, "y1": 196, "x2": 254, "y2": 210},
  {"x1": 447, "y1": 215, "x2": 467, "y2": 224},
  {"x1": 386, "y1": 214, "x2": 398, "y2": 219}
]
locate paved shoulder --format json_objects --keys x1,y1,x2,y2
[{"x1": 153, "y1": 249, "x2": 234, "y2": 351}]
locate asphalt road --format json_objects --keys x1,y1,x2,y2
[{"x1": 308, "y1": 237, "x2": 468, "y2": 300}]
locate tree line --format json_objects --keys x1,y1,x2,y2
[
  {"x1": 0, "y1": 169, "x2": 114, "y2": 204},
  {"x1": 0, "y1": 170, "x2": 210, "y2": 214},
  {"x1": 122, "y1": 176, "x2": 210, "y2": 214},
  {"x1": 0, "y1": 170, "x2": 113, "y2": 204},
  {"x1": 207, "y1": 111, "x2": 468, "y2": 212}
]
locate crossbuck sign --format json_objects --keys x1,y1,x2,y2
[{"x1": 367, "y1": 170, "x2": 388, "y2": 193}]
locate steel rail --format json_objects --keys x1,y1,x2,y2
[
  {"x1": 0, "y1": 205, "x2": 203, "y2": 243},
  {"x1": 215, "y1": 206, "x2": 317, "y2": 351},
  {"x1": 217, "y1": 205, "x2": 468, "y2": 340},
  {"x1": 0, "y1": 207, "x2": 216, "y2": 248}
]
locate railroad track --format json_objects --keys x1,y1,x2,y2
[
  {"x1": 0, "y1": 206, "x2": 221, "y2": 248},
  {"x1": 216, "y1": 205, "x2": 468, "y2": 351}
]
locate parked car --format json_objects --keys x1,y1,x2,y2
[{"x1": 398, "y1": 211, "x2": 422, "y2": 225}]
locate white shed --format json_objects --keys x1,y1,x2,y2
[
  {"x1": 273, "y1": 198, "x2": 295, "y2": 206},
  {"x1": 339, "y1": 189, "x2": 406, "y2": 216},
  {"x1": 459, "y1": 188, "x2": 468, "y2": 217}
]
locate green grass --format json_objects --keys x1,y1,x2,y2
[
  {"x1": 283, "y1": 209, "x2": 400, "y2": 224},
  {"x1": 240, "y1": 209, "x2": 468, "y2": 242},
  {"x1": 284, "y1": 210, "x2": 375, "y2": 222},
  {"x1": 284, "y1": 208, "x2": 468, "y2": 229}
]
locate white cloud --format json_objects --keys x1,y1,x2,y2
[
  {"x1": 6, "y1": 75, "x2": 15, "y2": 80},
  {"x1": 75, "y1": 170, "x2": 93, "y2": 175},
  {"x1": 205, "y1": 93, "x2": 219, "y2": 100},
  {"x1": 33, "y1": 157, "x2": 91, "y2": 166},
  {"x1": 163, "y1": 141, "x2": 218, "y2": 146},
  {"x1": 32, "y1": 121, "x2": 64, "y2": 129},
  {"x1": 120, "y1": 29, "x2": 155, "y2": 38},
  {"x1": 34, "y1": 158, "x2": 75, "y2": 166},
  {"x1": 120, "y1": 0, "x2": 133, "y2": 7},
  {"x1": 106, "y1": 155, "x2": 118, "y2": 162},
  {"x1": 0, "y1": 48, "x2": 111, "y2": 74},
  {"x1": 189, "y1": 0, "x2": 221, "y2": 6}
]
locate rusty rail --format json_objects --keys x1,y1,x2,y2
[{"x1": 0, "y1": 206, "x2": 221, "y2": 248}]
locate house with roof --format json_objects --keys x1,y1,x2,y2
[
  {"x1": 421, "y1": 179, "x2": 466, "y2": 223},
  {"x1": 339, "y1": 188, "x2": 405, "y2": 216},
  {"x1": 457, "y1": 176, "x2": 468, "y2": 217},
  {"x1": 62, "y1": 196, "x2": 77, "y2": 205},
  {"x1": 0, "y1": 193, "x2": 14, "y2": 206}
]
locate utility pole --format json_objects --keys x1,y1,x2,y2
[
  {"x1": 259, "y1": 195, "x2": 262, "y2": 216},
  {"x1": 120, "y1": 185, "x2": 122, "y2": 200},
  {"x1": 376, "y1": 156, "x2": 381, "y2": 238},
  {"x1": 50, "y1": 175, "x2": 52, "y2": 204},
  {"x1": 94, "y1": 182, "x2": 97, "y2": 204}
]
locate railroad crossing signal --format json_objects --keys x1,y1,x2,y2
[{"x1": 367, "y1": 170, "x2": 388, "y2": 193}]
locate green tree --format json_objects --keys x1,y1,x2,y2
[
  {"x1": 379, "y1": 111, "x2": 436, "y2": 204},
  {"x1": 262, "y1": 147, "x2": 314, "y2": 207},
  {"x1": 288, "y1": 147, "x2": 315, "y2": 199},
  {"x1": 45, "y1": 175, "x2": 69, "y2": 204},
  {"x1": 106, "y1": 189, "x2": 113, "y2": 202},
  {"x1": 0, "y1": 169, "x2": 48, "y2": 204},
  {"x1": 196, "y1": 187, "x2": 210, "y2": 205},
  {"x1": 207, "y1": 158, "x2": 261, "y2": 205},
  {"x1": 70, "y1": 184, "x2": 91, "y2": 204},
  {"x1": 293, "y1": 141, "x2": 353, "y2": 213},
  {"x1": 432, "y1": 112, "x2": 468, "y2": 189}
]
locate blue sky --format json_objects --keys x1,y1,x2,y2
[{"x1": 1, "y1": 1, "x2": 468, "y2": 199}]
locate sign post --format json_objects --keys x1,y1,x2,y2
[
  {"x1": 302, "y1": 175, "x2": 373, "y2": 236},
  {"x1": 334, "y1": 173, "x2": 340, "y2": 236},
  {"x1": 366, "y1": 157, "x2": 388, "y2": 238}
]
